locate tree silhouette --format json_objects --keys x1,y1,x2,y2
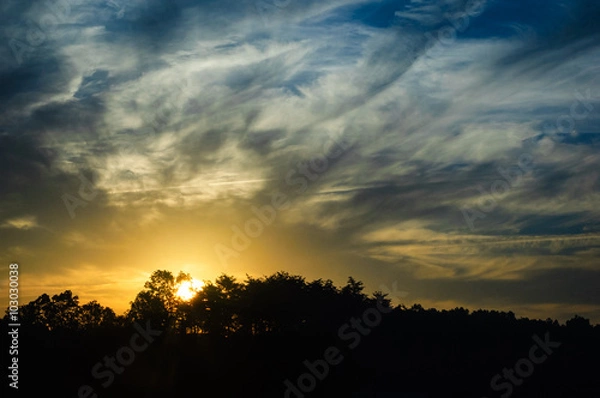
[
  {"x1": 6, "y1": 290, "x2": 120, "y2": 332},
  {"x1": 78, "y1": 300, "x2": 117, "y2": 330},
  {"x1": 188, "y1": 274, "x2": 243, "y2": 336},
  {"x1": 566, "y1": 314, "x2": 593, "y2": 332},
  {"x1": 3, "y1": 269, "x2": 599, "y2": 398},
  {"x1": 16, "y1": 292, "x2": 52, "y2": 330},
  {"x1": 47, "y1": 291, "x2": 81, "y2": 330},
  {"x1": 128, "y1": 270, "x2": 179, "y2": 329}
]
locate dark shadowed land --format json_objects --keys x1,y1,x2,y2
[{"x1": 2, "y1": 270, "x2": 599, "y2": 397}]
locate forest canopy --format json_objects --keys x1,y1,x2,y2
[{"x1": 3, "y1": 270, "x2": 596, "y2": 335}]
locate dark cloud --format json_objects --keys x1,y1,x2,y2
[
  {"x1": 240, "y1": 129, "x2": 284, "y2": 155},
  {"x1": 421, "y1": 267, "x2": 600, "y2": 307},
  {"x1": 74, "y1": 70, "x2": 110, "y2": 99},
  {"x1": 0, "y1": 133, "x2": 53, "y2": 196},
  {"x1": 494, "y1": 0, "x2": 600, "y2": 73},
  {"x1": 178, "y1": 128, "x2": 229, "y2": 170}
]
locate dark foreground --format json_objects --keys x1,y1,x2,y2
[{"x1": 3, "y1": 307, "x2": 599, "y2": 398}]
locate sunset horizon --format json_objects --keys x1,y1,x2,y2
[{"x1": 2, "y1": 0, "x2": 600, "y2": 326}]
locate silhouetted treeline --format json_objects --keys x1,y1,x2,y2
[{"x1": 2, "y1": 270, "x2": 599, "y2": 397}]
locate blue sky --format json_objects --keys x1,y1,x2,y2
[{"x1": 0, "y1": 0, "x2": 599, "y2": 322}]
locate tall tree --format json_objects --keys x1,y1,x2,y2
[
  {"x1": 128, "y1": 270, "x2": 178, "y2": 329},
  {"x1": 79, "y1": 300, "x2": 117, "y2": 329},
  {"x1": 45, "y1": 290, "x2": 80, "y2": 330},
  {"x1": 189, "y1": 274, "x2": 242, "y2": 336}
]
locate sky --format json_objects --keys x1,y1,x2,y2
[{"x1": 1, "y1": 0, "x2": 599, "y2": 323}]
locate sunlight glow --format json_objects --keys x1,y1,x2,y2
[{"x1": 176, "y1": 279, "x2": 204, "y2": 301}]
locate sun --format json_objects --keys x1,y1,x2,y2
[{"x1": 175, "y1": 279, "x2": 204, "y2": 301}]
